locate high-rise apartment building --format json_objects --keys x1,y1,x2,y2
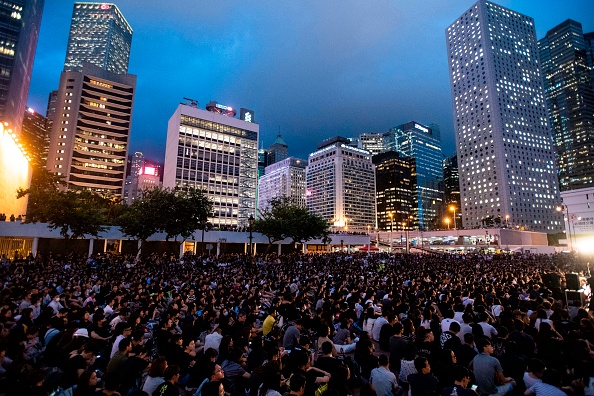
[
  {"x1": 64, "y1": 2, "x2": 132, "y2": 74},
  {"x1": 258, "y1": 157, "x2": 307, "y2": 211},
  {"x1": 391, "y1": 122, "x2": 443, "y2": 230},
  {"x1": 446, "y1": 0, "x2": 562, "y2": 232},
  {"x1": 443, "y1": 153, "x2": 461, "y2": 227},
  {"x1": 163, "y1": 103, "x2": 259, "y2": 227},
  {"x1": 266, "y1": 134, "x2": 288, "y2": 166},
  {"x1": 373, "y1": 151, "x2": 414, "y2": 231},
  {"x1": 45, "y1": 64, "x2": 136, "y2": 196},
  {"x1": 306, "y1": 136, "x2": 376, "y2": 231},
  {"x1": 0, "y1": 0, "x2": 44, "y2": 132},
  {"x1": 539, "y1": 20, "x2": 594, "y2": 191}
]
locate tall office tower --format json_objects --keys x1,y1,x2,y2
[
  {"x1": 443, "y1": 153, "x2": 461, "y2": 226},
  {"x1": 306, "y1": 136, "x2": 376, "y2": 231},
  {"x1": 258, "y1": 157, "x2": 307, "y2": 211},
  {"x1": 163, "y1": 102, "x2": 259, "y2": 227},
  {"x1": 64, "y1": 2, "x2": 132, "y2": 74},
  {"x1": 359, "y1": 132, "x2": 389, "y2": 156},
  {"x1": 446, "y1": 0, "x2": 562, "y2": 232},
  {"x1": 586, "y1": 32, "x2": 594, "y2": 89},
  {"x1": 257, "y1": 148, "x2": 268, "y2": 179},
  {"x1": 391, "y1": 121, "x2": 443, "y2": 230},
  {"x1": 265, "y1": 134, "x2": 288, "y2": 166},
  {"x1": 45, "y1": 90, "x2": 58, "y2": 131},
  {"x1": 0, "y1": 0, "x2": 44, "y2": 132},
  {"x1": 45, "y1": 63, "x2": 136, "y2": 196},
  {"x1": 373, "y1": 151, "x2": 414, "y2": 231},
  {"x1": 127, "y1": 151, "x2": 144, "y2": 177},
  {"x1": 539, "y1": 20, "x2": 594, "y2": 191},
  {"x1": 21, "y1": 107, "x2": 48, "y2": 167}
]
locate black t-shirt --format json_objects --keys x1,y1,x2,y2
[
  {"x1": 65, "y1": 354, "x2": 87, "y2": 387},
  {"x1": 441, "y1": 385, "x2": 479, "y2": 396},
  {"x1": 152, "y1": 381, "x2": 179, "y2": 396},
  {"x1": 408, "y1": 373, "x2": 439, "y2": 396},
  {"x1": 315, "y1": 356, "x2": 340, "y2": 376}
]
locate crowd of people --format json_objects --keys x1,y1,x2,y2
[{"x1": 0, "y1": 250, "x2": 593, "y2": 396}]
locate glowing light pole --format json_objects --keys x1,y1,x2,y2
[
  {"x1": 388, "y1": 212, "x2": 394, "y2": 253},
  {"x1": 449, "y1": 205, "x2": 457, "y2": 230}
]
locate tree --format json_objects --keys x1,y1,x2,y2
[
  {"x1": 119, "y1": 186, "x2": 212, "y2": 255},
  {"x1": 254, "y1": 196, "x2": 330, "y2": 252}
]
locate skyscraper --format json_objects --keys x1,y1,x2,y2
[
  {"x1": 373, "y1": 151, "x2": 414, "y2": 231},
  {"x1": 266, "y1": 134, "x2": 288, "y2": 166},
  {"x1": 391, "y1": 122, "x2": 443, "y2": 230},
  {"x1": 443, "y1": 153, "x2": 461, "y2": 227},
  {"x1": 64, "y1": 2, "x2": 132, "y2": 74},
  {"x1": 359, "y1": 132, "x2": 389, "y2": 157},
  {"x1": 163, "y1": 102, "x2": 259, "y2": 227},
  {"x1": 539, "y1": 20, "x2": 594, "y2": 191},
  {"x1": 0, "y1": 0, "x2": 44, "y2": 132},
  {"x1": 446, "y1": 0, "x2": 562, "y2": 232},
  {"x1": 258, "y1": 157, "x2": 307, "y2": 211},
  {"x1": 21, "y1": 107, "x2": 48, "y2": 168},
  {"x1": 306, "y1": 136, "x2": 376, "y2": 231},
  {"x1": 45, "y1": 63, "x2": 136, "y2": 196}
]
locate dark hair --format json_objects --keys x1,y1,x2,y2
[
  {"x1": 542, "y1": 369, "x2": 562, "y2": 387},
  {"x1": 289, "y1": 373, "x2": 306, "y2": 391},
  {"x1": 527, "y1": 358, "x2": 545, "y2": 374},
  {"x1": 449, "y1": 321, "x2": 461, "y2": 332},
  {"x1": 378, "y1": 354, "x2": 389, "y2": 366},
  {"x1": 118, "y1": 337, "x2": 131, "y2": 352},
  {"x1": 476, "y1": 338, "x2": 491, "y2": 352},
  {"x1": 452, "y1": 365, "x2": 471, "y2": 382},
  {"x1": 164, "y1": 365, "x2": 181, "y2": 381},
  {"x1": 393, "y1": 322, "x2": 403, "y2": 334},
  {"x1": 148, "y1": 357, "x2": 168, "y2": 377},
  {"x1": 414, "y1": 356, "x2": 428, "y2": 372},
  {"x1": 321, "y1": 341, "x2": 333, "y2": 355}
]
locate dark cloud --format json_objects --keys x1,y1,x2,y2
[{"x1": 28, "y1": 0, "x2": 594, "y2": 162}]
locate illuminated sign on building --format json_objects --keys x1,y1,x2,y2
[
  {"x1": 206, "y1": 101, "x2": 237, "y2": 117},
  {"x1": 100, "y1": 4, "x2": 110, "y2": 10},
  {"x1": 240, "y1": 108, "x2": 255, "y2": 123},
  {"x1": 141, "y1": 166, "x2": 156, "y2": 176},
  {"x1": 414, "y1": 123, "x2": 429, "y2": 133},
  {"x1": 306, "y1": 189, "x2": 313, "y2": 197}
]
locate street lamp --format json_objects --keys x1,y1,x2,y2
[
  {"x1": 248, "y1": 215, "x2": 254, "y2": 256},
  {"x1": 505, "y1": 214, "x2": 510, "y2": 228},
  {"x1": 556, "y1": 205, "x2": 573, "y2": 251},
  {"x1": 449, "y1": 205, "x2": 457, "y2": 230},
  {"x1": 445, "y1": 217, "x2": 451, "y2": 230}
]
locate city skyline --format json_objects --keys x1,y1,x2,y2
[{"x1": 27, "y1": 1, "x2": 594, "y2": 162}]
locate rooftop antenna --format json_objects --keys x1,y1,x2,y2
[{"x1": 182, "y1": 97, "x2": 199, "y2": 108}]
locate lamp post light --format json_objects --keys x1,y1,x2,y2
[
  {"x1": 445, "y1": 217, "x2": 451, "y2": 230},
  {"x1": 556, "y1": 205, "x2": 574, "y2": 252},
  {"x1": 248, "y1": 215, "x2": 254, "y2": 256},
  {"x1": 449, "y1": 205, "x2": 457, "y2": 230},
  {"x1": 505, "y1": 214, "x2": 510, "y2": 228}
]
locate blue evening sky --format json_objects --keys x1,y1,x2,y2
[{"x1": 27, "y1": 1, "x2": 594, "y2": 162}]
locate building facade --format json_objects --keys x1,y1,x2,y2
[
  {"x1": 373, "y1": 151, "x2": 414, "y2": 231},
  {"x1": 45, "y1": 64, "x2": 136, "y2": 197},
  {"x1": 443, "y1": 153, "x2": 461, "y2": 228},
  {"x1": 163, "y1": 103, "x2": 259, "y2": 227},
  {"x1": 306, "y1": 136, "x2": 376, "y2": 231},
  {"x1": 539, "y1": 20, "x2": 594, "y2": 192},
  {"x1": 124, "y1": 163, "x2": 161, "y2": 204},
  {"x1": 21, "y1": 107, "x2": 48, "y2": 167},
  {"x1": 265, "y1": 134, "x2": 288, "y2": 166},
  {"x1": 0, "y1": 0, "x2": 44, "y2": 133},
  {"x1": 257, "y1": 157, "x2": 307, "y2": 212},
  {"x1": 391, "y1": 121, "x2": 443, "y2": 230},
  {"x1": 358, "y1": 132, "x2": 389, "y2": 157},
  {"x1": 446, "y1": 0, "x2": 562, "y2": 232},
  {"x1": 64, "y1": 2, "x2": 132, "y2": 75}
]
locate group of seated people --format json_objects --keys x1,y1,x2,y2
[{"x1": 0, "y1": 250, "x2": 592, "y2": 396}]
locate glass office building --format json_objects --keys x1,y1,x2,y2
[
  {"x1": 391, "y1": 122, "x2": 443, "y2": 230},
  {"x1": 539, "y1": 20, "x2": 594, "y2": 192},
  {"x1": 64, "y1": 2, "x2": 132, "y2": 74}
]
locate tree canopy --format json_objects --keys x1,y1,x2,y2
[
  {"x1": 119, "y1": 186, "x2": 212, "y2": 251},
  {"x1": 16, "y1": 168, "x2": 116, "y2": 239},
  {"x1": 254, "y1": 196, "x2": 330, "y2": 251}
]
